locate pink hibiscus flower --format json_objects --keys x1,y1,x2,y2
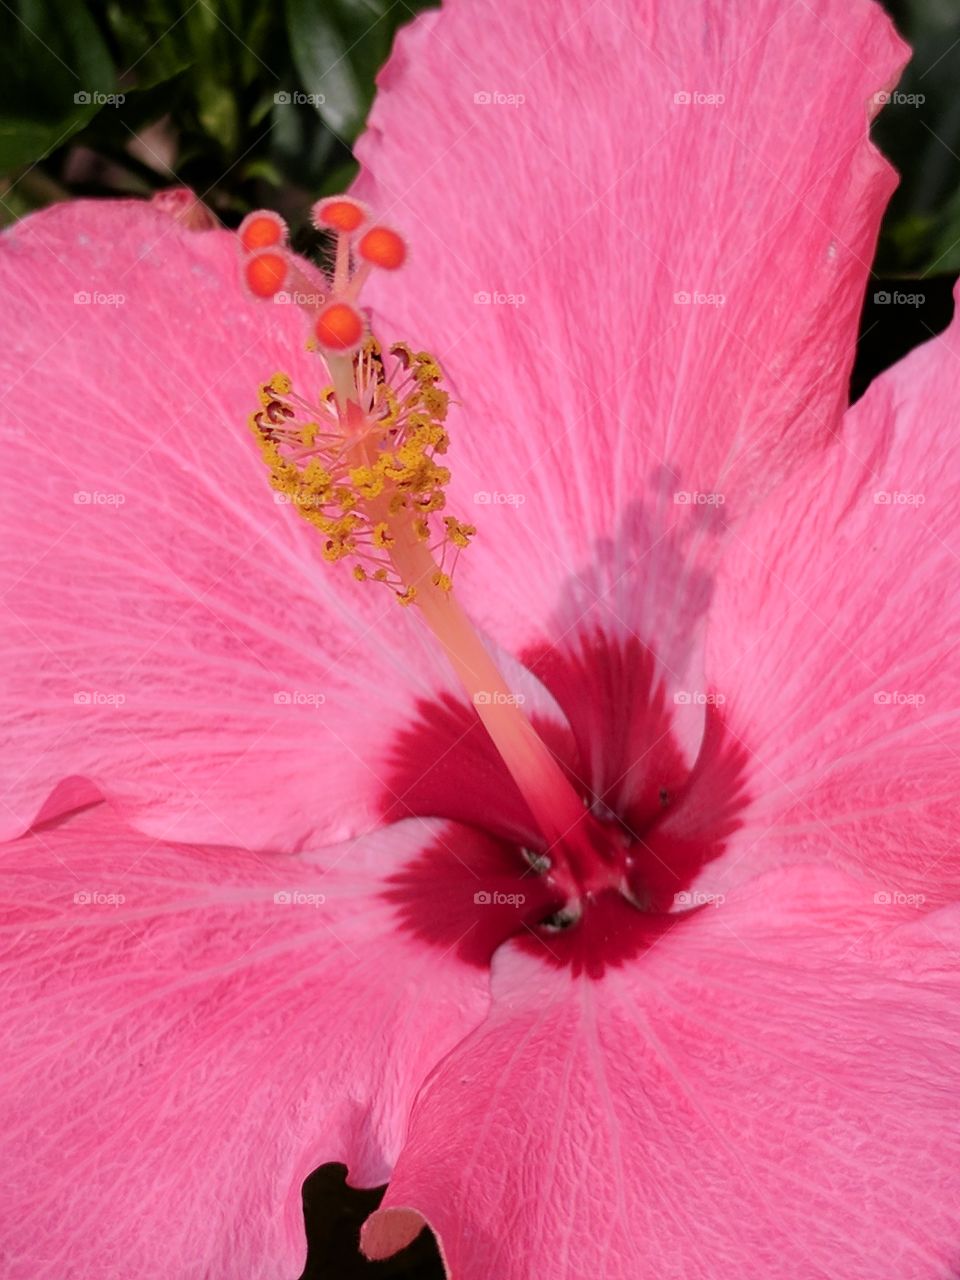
[{"x1": 2, "y1": 0, "x2": 959, "y2": 1277}]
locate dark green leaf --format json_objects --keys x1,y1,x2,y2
[{"x1": 0, "y1": 0, "x2": 115, "y2": 170}]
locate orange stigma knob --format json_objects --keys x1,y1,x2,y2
[
  {"x1": 238, "y1": 210, "x2": 287, "y2": 252},
  {"x1": 357, "y1": 225, "x2": 406, "y2": 271},
  {"x1": 244, "y1": 250, "x2": 289, "y2": 298},
  {"x1": 312, "y1": 197, "x2": 367, "y2": 234},
  {"x1": 314, "y1": 300, "x2": 365, "y2": 352}
]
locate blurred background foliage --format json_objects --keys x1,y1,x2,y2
[
  {"x1": 0, "y1": 0, "x2": 958, "y2": 1275},
  {"x1": 875, "y1": 0, "x2": 960, "y2": 276},
  {"x1": 0, "y1": 0, "x2": 436, "y2": 238}
]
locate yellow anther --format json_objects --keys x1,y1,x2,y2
[
  {"x1": 413, "y1": 353, "x2": 442, "y2": 384},
  {"x1": 396, "y1": 440, "x2": 426, "y2": 467},
  {"x1": 381, "y1": 386, "x2": 400, "y2": 425},
  {"x1": 267, "y1": 466, "x2": 297, "y2": 494},
  {"x1": 350, "y1": 465, "x2": 384, "y2": 499},
  {"x1": 303, "y1": 458, "x2": 332, "y2": 488},
  {"x1": 389, "y1": 341, "x2": 414, "y2": 365},
  {"x1": 334, "y1": 486, "x2": 359, "y2": 511},
  {"x1": 421, "y1": 387, "x2": 449, "y2": 419},
  {"x1": 444, "y1": 517, "x2": 476, "y2": 548},
  {"x1": 248, "y1": 339, "x2": 472, "y2": 602}
]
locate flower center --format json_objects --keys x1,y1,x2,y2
[
  {"x1": 383, "y1": 642, "x2": 749, "y2": 978},
  {"x1": 240, "y1": 196, "x2": 667, "y2": 913}
]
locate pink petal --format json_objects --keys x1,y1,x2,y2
[
  {"x1": 354, "y1": 0, "x2": 906, "y2": 654},
  {"x1": 0, "y1": 803, "x2": 491, "y2": 1278},
  {"x1": 0, "y1": 199, "x2": 480, "y2": 847},
  {"x1": 363, "y1": 866, "x2": 960, "y2": 1278},
  {"x1": 705, "y1": 289, "x2": 960, "y2": 902}
]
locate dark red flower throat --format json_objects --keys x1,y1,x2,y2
[{"x1": 384, "y1": 632, "x2": 749, "y2": 978}]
